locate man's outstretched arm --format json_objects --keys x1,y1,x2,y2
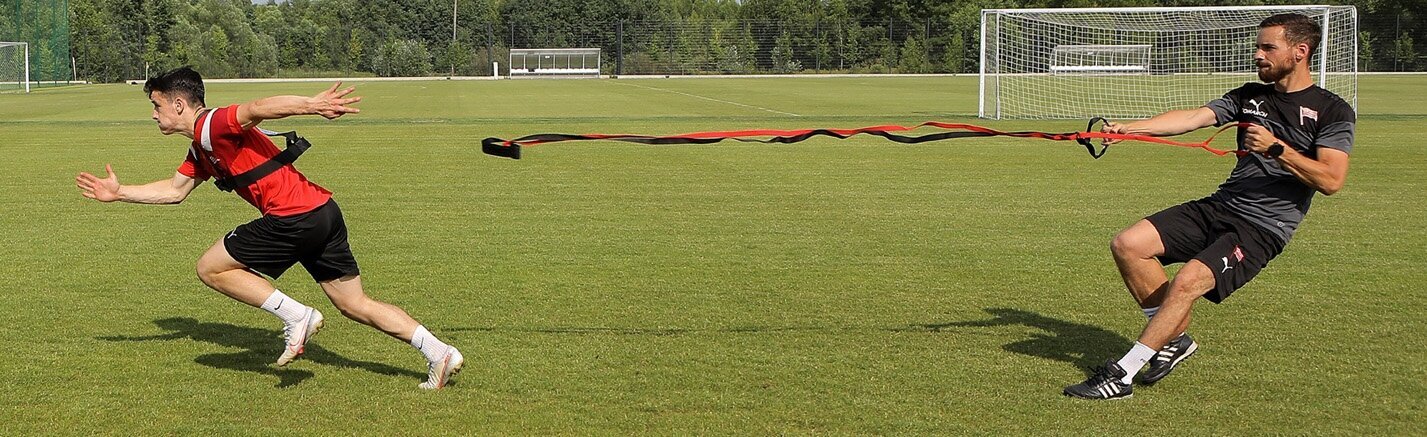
[
  {"x1": 235, "y1": 82, "x2": 362, "y2": 129},
  {"x1": 1100, "y1": 107, "x2": 1220, "y2": 144},
  {"x1": 76, "y1": 164, "x2": 199, "y2": 204}
]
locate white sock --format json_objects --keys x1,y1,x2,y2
[
  {"x1": 260, "y1": 290, "x2": 310, "y2": 325},
  {"x1": 1115, "y1": 342, "x2": 1157, "y2": 385},
  {"x1": 410, "y1": 325, "x2": 452, "y2": 363},
  {"x1": 1142, "y1": 306, "x2": 1159, "y2": 320}
]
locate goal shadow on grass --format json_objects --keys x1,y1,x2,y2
[
  {"x1": 905, "y1": 308, "x2": 1134, "y2": 374},
  {"x1": 97, "y1": 317, "x2": 425, "y2": 388}
]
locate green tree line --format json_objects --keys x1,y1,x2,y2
[{"x1": 2, "y1": 0, "x2": 1423, "y2": 82}]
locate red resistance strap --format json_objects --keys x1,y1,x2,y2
[{"x1": 481, "y1": 119, "x2": 1259, "y2": 160}]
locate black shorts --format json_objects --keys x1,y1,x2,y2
[
  {"x1": 1146, "y1": 198, "x2": 1286, "y2": 303},
  {"x1": 223, "y1": 199, "x2": 360, "y2": 282}
]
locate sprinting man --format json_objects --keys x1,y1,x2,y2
[
  {"x1": 75, "y1": 67, "x2": 463, "y2": 389},
  {"x1": 1064, "y1": 13, "x2": 1355, "y2": 400}
]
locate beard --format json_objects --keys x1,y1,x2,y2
[{"x1": 1256, "y1": 61, "x2": 1293, "y2": 83}]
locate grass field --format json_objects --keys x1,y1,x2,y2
[{"x1": 1, "y1": 76, "x2": 1423, "y2": 434}]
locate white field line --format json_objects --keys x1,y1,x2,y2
[
  {"x1": 120, "y1": 71, "x2": 1426, "y2": 86},
  {"x1": 610, "y1": 80, "x2": 801, "y2": 117},
  {"x1": 127, "y1": 76, "x2": 502, "y2": 84},
  {"x1": 132, "y1": 73, "x2": 971, "y2": 84}
]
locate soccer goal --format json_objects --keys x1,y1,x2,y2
[
  {"x1": 508, "y1": 48, "x2": 602, "y2": 78},
  {"x1": 979, "y1": 6, "x2": 1358, "y2": 119},
  {"x1": 0, "y1": 42, "x2": 30, "y2": 93}
]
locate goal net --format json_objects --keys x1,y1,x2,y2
[
  {"x1": 3, "y1": 0, "x2": 72, "y2": 90},
  {"x1": 0, "y1": 42, "x2": 28, "y2": 93},
  {"x1": 508, "y1": 48, "x2": 602, "y2": 78},
  {"x1": 979, "y1": 6, "x2": 1357, "y2": 119}
]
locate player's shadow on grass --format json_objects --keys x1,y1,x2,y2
[
  {"x1": 97, "y1": 317, "x2": 424, "y2": 388},
  {"x1": 909, "y1": 307, "x2": 1133, "y2": 374}
]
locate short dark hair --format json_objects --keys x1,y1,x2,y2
[
  {"x1": 1260, "y1": 13, "x2": 1322, "y2": 62},
  {"x1": 143, "y1": 66, "x2": 206, "y2": 107}
]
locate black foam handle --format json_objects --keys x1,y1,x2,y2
[
  {"x1": 482, "y1": 138, "x2": 521, "y2": 159},
  {"x1": 1077, "y1": 117, "x2": 1110, "y2": 159}
]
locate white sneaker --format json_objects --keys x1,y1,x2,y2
[
  {"x1": 276, "y1": 308, "x2": 324, "y2": 366},
  {"x1": 419, "y1": 348, "x2": 464, "y2": 390}
]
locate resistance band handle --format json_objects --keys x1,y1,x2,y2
[
  {"x1": 1077, "y1": 117, "x2": 1110, "y2": 159},
  {"x1": 482, "y1": 137, "x2": 521, "y2": 159}
]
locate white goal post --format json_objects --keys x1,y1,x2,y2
[
  {"x1": 508, "y1": 48, "x2": 602, "y2": 78},
  {"x1": 979, "y1": 6, "x2": 1358, "y2": 119},
  {"x1": 0, "y1": 42, "x2": 30, "y2": 93}
]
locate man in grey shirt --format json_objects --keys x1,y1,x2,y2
[{"x1": 1064, "y1": 13, "x2": 1356, "y2": 400}]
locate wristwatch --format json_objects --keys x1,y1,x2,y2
[{"x1": 1266, "y1": 142, "x2": 1285, "y2": 158}]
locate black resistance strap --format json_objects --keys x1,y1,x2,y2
[
  {"x1": 481, "y1": 119, "x2": 1253, "y2": 160},
  {"x1": 212, "y1": 129, "x2": 313, "y2": 192}
]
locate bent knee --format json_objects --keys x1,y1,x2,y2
[
  {"x1": 1113, "y1": 220, "x2": 1166, "y2": 258},
  {"x1": 1111, "y1": 232, "x2": 1155, "y2": 260},
  {"x1": 1166, "y1": 282, "x2": 1209, "y2": 300},
  {"x1": 195, "y1": 260, "x2": 221, "y2": 285},
  {"x1": 195, "y1": 246, "x2": 238, "y2": 285},
  {"x1": 1167, "y1": 262, "x2": 1216, "y2": 301},
  {"x1": 332, "y1": 295, "x2": 377, "y2": 318},
  {"x1": 194, "y1": 266, "x2": 211, "y2": 285}
]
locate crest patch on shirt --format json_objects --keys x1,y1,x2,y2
[{"x1": 1299, "y1": 106, "x2": 1319, "y2": 125}]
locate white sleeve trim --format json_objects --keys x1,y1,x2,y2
[{"x1": 199, "y1": 109, "x2": 218, "y2": 152}]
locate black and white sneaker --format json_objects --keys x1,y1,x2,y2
[
  {"x1": 1063, "y1": 360, "x2": 1133, "y2": 400},
  {"x1": 1140, "y1": 333, "x2": 1198, "y2": 385}
]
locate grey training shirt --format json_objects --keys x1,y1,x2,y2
[{"x1": 1203, "y1": 82, "x2": 1356, "y2": 243}]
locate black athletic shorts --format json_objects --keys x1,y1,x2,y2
[
  {"x1": 223, "y1": 199, "x2": 360, "y2": 282},
  {"x1": 1146, "y1": 198, "x2": 1286, "y2": 303}
]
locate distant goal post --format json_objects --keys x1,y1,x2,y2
[
  {"x1": 979, "y1": 5, "x2": 1358, "y2": 119},
  {"x1": 508, "y1": 48, "x2": 602, "y2": 79},
  {"x1": 0, "y1": 42, "x2": 30, "y2": 93}
]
